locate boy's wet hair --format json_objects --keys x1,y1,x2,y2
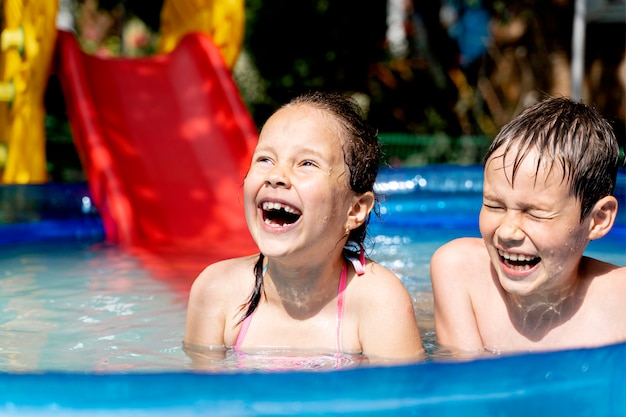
[
  {"x1": 241, "y1": 91, "x2": 381, "y2": 323},
  {"x1": 484, "y1": 97, "x2": 621, "y2": 221}
]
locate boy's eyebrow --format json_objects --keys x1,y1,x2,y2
[
  {"x1": 482, "y1": 193, "x2": 498, "y2": 200},
  {"x1": 481, "y1": 193, "x2": 502, "y2": 204},
  {"x1": 483, "y1": 194, "x2": 558, "y2": 213}
]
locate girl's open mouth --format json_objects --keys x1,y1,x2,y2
[{"x1": 261, "y1": 201, "x2": 302, "y2": 227}]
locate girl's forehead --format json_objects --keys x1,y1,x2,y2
[{"x1": 259, "y1": 105, "x2": 346, "y2": 146}]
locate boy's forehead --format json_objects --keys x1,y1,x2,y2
[{"x1": 486, "y1": 145, "x2": 569, "y2": 187}]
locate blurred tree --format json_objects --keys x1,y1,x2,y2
[
  {"x1": 65, "y1": 0, "x2": 625, "y2": 146},
  {"x1": 367, "y1": 0, "x2": 464, "y2": 136},
  {"x1": 45, "y1": 0, "x2": 626, "y2": 178},
  {"x1": 484, "y1": 0, "x2": 624, "y2": 147},
  {"x1": 243, "y1": 0, "x2": 387, "y2": 125}
]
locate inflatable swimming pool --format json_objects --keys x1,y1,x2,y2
[
  {"x1": 0, "y1": 341, "x2": 624, "y2": 416},
  {"x1": 0, "y1": 165, "x2": 624, "y2": 415},
  {"x1": 2, "y1": 27, "x2": 623, "y2": 414}
]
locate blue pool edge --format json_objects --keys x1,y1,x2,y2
[{"x1": 0, "y1": 342, "x2": 624, "y2": 415}]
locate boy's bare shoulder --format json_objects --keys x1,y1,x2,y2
[
  {"x1": 430, "y1": 237, "x2": 492, "y2": 292},
  {"x1": 604, "y1": 265, "x2": 626, "y2": 296},
  {"x1": 613, "y1": 264, "x2": 626, "y2": 279},
  {"x1": 585, "y1": 258, "x2": 626, "y2": 288},
  {"x1": 431, "y1": 237, "x2": 488, "y2": 267},
  {"x1": 580, "y1": 261, "x2": 626, "y2": 333}
]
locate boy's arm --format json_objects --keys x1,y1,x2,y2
[
  {"x1": 358, "y1": 265, "x2": 425, "y2": 364},
  {"x1": 430, "y1": 238, "x2": 485, "y2": 355}
]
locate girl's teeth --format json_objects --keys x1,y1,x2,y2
[
  {"x1": 264, "y1": 218, "x2": 289, "y2": 227},
  {"x1": 262, "y1": 201, "x2": 300, "y2": 214}
]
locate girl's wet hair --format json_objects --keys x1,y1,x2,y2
[
  {"x1": 288, "y1": 91, "x2": 380, "y2": 247},
  {"x1": 240, "y1": 91, "x2": 381, "y2": 323},
  {"x1": 484, "y1": 96, "x2": 621, "y2": 222}
]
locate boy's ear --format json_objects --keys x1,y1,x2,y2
[
  {"x1": 588, "y1": 195, "x2": 618, "y2": 240},
  {"x1": 347, "y1": 191, "x2": 375, "y2": 230}
]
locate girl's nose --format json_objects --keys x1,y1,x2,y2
[{"x1": 265, "y1": 165, "x2": 291, "y2": 188}]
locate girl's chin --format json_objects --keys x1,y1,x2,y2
[{"x1": 254, "y1": 240, "x2": 297, "y2": 258}]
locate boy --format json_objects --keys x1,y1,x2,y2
[{"x1": 430, "y1": 97, "x2": 625, "y2": 355}]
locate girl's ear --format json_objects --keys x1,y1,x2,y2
[
  {"x1": 347, "y1": 191, "x2": 375, "y2": 230},
  {"x1": 588, "y1": 195, "x2": 618, "y2": 240}
]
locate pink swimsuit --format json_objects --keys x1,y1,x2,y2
[{"x1": 233, "y1": 252, "x2": 366, "y2": 367}]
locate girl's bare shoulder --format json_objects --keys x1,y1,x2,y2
[
  {"x1": 348, "y1": 260, "x2": 409, "y2": 299},
  {"x1": 191, "y1": 255, "x2": 259, "y2": 299}
]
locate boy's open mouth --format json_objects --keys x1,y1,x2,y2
[
  {"x1": 261, "y1": 201, "x2": 302, "y2": 227},
  {"x1": 498, "y1": 249, "x2": 541, "y2": 271}
]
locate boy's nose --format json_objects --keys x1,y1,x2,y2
[{"x1": 497, "y1": 216, "x2": 525, "y2": 243}]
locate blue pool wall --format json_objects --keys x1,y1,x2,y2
[
  {"x1": 1, "y1": 164, "x2": 624, "y2": 246},
  {"x1": 0, "y1": 341, "x2": 624, "y2": 416},
  {"x1": 0, "y1": 165, "x2": 625, "y2": 415}
]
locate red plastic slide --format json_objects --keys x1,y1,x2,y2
[{"x1": 55, "y1": 30, "x2": 259, "y2": 260}]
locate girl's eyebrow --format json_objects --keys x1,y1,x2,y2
[
  {"x1": 297, "y1": 147, "x2": 327, "y2": 159},
  {"x1": 251, "y1": 143, "x2": 275, "y2": 154}
]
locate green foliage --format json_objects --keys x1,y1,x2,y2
[{"x1": 242, "y1": 0, "x2": 388, "y2": 125}]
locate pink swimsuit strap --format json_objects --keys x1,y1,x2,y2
[
  {"x1": 335, "y1": 261, "x2": 348, "y2": 353},
  {"x1": 234, "y1": 254, "x2": 365, "y2": 353},
  {"x1": 234, "y1": 310, "x2": 253, "y2": 350}
]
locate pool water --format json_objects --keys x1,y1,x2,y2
[
  {"x1": 0, "y1": 242, "x2": 190, "y2": 372},
  {"x1": 0, "y1": 236, "x2": 442, "y2": 372},
  {"x1": 0, "y1": 165, "x2": 624, "y2": 372}
]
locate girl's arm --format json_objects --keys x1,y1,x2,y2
[
  {"x1": 357, "y1": 264, "x2": 424, "y2": 364},
  {"x1": 184, "y1": 263, "x2": 229, "y2": 349}
]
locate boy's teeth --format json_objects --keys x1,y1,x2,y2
[{"x1": 498, "y1": 249, "x2": 534, "y2": 262}]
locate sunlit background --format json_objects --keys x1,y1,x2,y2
[{"x1": 37, "y1": 0, "x2": 626, "y2": 182}]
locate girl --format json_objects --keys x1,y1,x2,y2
[{"x1": 184, "y1": 91, "x2": 423, "y2": 369}]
